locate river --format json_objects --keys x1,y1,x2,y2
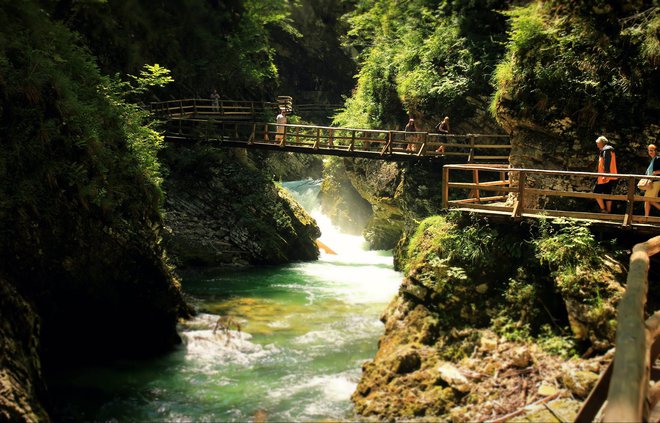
[{"x1": 50, "y1": 179, "x2": 402, "y2": 421}]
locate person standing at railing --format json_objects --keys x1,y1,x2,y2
[
  {"x1": 643, "y1": 144, "x2": 660, "y2": 218},
  {"x1": 594, "y1": 136, "x2": 618, "y2": 213},
  {"x1": 435, "y1": 116, "x2": 450, "y2": 134},
  {"x1": 210, "y1": 89, "x2": 220, "y2": 113},
  {"x1": 405, "y1": 118, "x2": 417, "y2": 152},
  {"x1": 434, "y1": 116, "x2": 450, "y2": 153},
  {"x1": 276, "y1": 108, "x2": 287, "y2": 145}
]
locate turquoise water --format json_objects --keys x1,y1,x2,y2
[{"x1": 50, "y1": 180, "x2": 402, "y2": 421}]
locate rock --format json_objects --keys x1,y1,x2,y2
[
  {"x1": 480, "y1": 335, "x2": 498, "y2": 352},
  {"x1": 562, "y1": 369, "x2": 599, "y2": 398},
  {"x1": 437, "y1": 362, "x2": 471, "y2": 393},
  {"x1": 511, "y1": 346, "x2": 532, "y2": 368},
  {"x1": 393, "y1": 348, "x2": 422, "y2": 374},
  {"x1": 538, "y1": 383, "x2": 558, "y2": 396}
]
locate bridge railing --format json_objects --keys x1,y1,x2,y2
[
  {"x1": 574, "y1": 237, "x2": 660, "y2": 422},
  {"x1": 151, "y1": 99, "x2": 281, "y2": 120},
  {"x1": 165, "y1": 118, "x2": 511, "y2": 160},
  {"x1": 442, "y1": 164, "x2": 660, "y2": 227}
]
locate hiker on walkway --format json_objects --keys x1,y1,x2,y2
[
  {"x1": 275, "y1": 109, "x2": 287, "y2": 145},
  {"x1": 210, "y1": 89, "x2": 220, "y2": 113},
  {"x1": 644, "y1": 144, "x2": 660, "y2": 217},
  {"x1": 593, "y1": 136, "x2": 618, "y2": 213},
  {"x1": 405, "y1": 118, "x2": 418, "y2": 152},
  {"x1": 434, "y1": 116, "x2": 450, "y2": 153},
  {"x1": 435, "y1": 116, "x2": 450, "y2": 133}
]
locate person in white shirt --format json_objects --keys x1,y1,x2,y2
[{"x1": 275, "y1": 109, "x2": 287, "y2": 145}]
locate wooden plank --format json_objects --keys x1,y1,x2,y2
[
  {"x1": 514, "y1": 171, "x2": 526, "y2": 218},
  {"x1": 472, "y1": 156, "x2": 511, "y2": 160},
  {"x1": 443, "y1": 166, "x2": 449, "y2": 209},
  {"x1": 448, "y1": 203, "x2": 513, "y2": 213},
  {"x1": 525, "y1": 188, "x2": 627, "y2": 202},
  {"x1": 452, "y1": 196, "x2": 508, "y2": 204},
  {"x1": 471, "y1": 144, "x2": 512, "y2": 149},
  {"x1": 447, "y1": 183, "x2": 513, "y2": 193}
]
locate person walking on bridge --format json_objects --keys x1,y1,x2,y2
[
  {"x1": 643, "y1": 144, "x2": 660, "y2": 218},
  {"x1": 405, "y1": 118, "x2": 418, "y2": 152},
  {"x1": 594, "y1": 136, "x2": 618, "y2": 213},
  {"x1": 210, "y1": 89, "x2": 220, "y2": 113},
  {"x1": 276, "y1": 109, "x2": 287, "y2": 146}
]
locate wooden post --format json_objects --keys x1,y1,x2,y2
[
  {"x1": 513, "y1": 170, "x2": 526, "y2": 218},
  {"x1": 248, "y1": 123, "x2": 255, "y2": 145},
  {"x1": 329, "y1": 128, "x2": 334, "y2": 148},
  {"x1": 442, "y1": 166, "x2": 450, "y2": 209},
  {"x1": 220, "y1": 100, "x2": 224, "y2": 116},
  {"x1": 473, "y1": 168, "x2": 481, "y2": 203},
  {"x1": 380, "y1": 132, "x2": 392, "y2": 156},
  {"x1": 624, "y1": 176, "x2": 636, "y2": 227},
  {"x1": 349, "y1": 131, "x2": 355, "y2": 151},
  {"x1": 417, "y1": 133, "x2": 427, "y2": 156},
  {"x1": 468, "y1": 135, "x2": 475, "y2": 163},
  {"x1": 313, "y1": 128, "x2": 320, "y2": 149},
  {"x1": 296, "y1": 126, "x2": 300, "y2": 145}
]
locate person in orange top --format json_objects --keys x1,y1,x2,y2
[{"x1": 593, "y1": 136, "x2": 618, "y2": 213}]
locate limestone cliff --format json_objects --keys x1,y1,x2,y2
[
  {"x1": 352, "y1": 215, "x2": 627, "y2": 420},
  {"x1": 162, "y1": 145, "x2": 321, "y2": 267}
]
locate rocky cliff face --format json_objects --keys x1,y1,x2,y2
[
  {"x1": 0, "y1": 278, "x2": 50, "y2": 423},
  {"x1": 352, "y1": 215, "x2": 626, "y2": 420},
  {"x1": 162, "y1": 145, "x2": 320, "y2": 267}
]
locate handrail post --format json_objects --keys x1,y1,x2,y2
[
  {"x1": 624, "y1": 176, "x2": 636, "y2": 228},
  {"x1": 513, "y1": 170, "x2": 526, "y2": 218},
  {"x1": 468, "y1": 135, "x2": 475, "y2": 163},
  {"x1": 442, "y1": 166, "x2": 450, "y2": 209},
  {"x1": 350, "y1": 131, "x2": 355, "y2": 151},
  {"x1": 473, "y1": 168, "x2": 481, "y2": 203},
  {"x1": 417, "y1": 133, "x2": 427, "y2": 156}
]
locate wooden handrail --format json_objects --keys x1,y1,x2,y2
[
  {"x1": 443, "y1": 164, "x2": 660, "y2": 229},
  {"x1": 602, "y1": 236, "x2": 660, "y2": 422},
  {"x1": 162, "y1": 118, "x2": 512, "y2": 162}
]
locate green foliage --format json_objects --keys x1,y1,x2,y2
[
  {"x1": 336, "y1": 0, "x2": 510, "y2": 129},
  {"x1": 491, "y1": 1, "x2": 660, "y2": 133},
  {"x1": 537, "y1": 324, "x2": 578, "y2": 358},
  {"x1": 48, "y1": 0, "x2": 297, "y2": 98},
  {"x1": 101, "y1": 64, "x2": 174, "y2": 189},
  {"x1": 534, "y1": 218, "x2": 599, "y2": 270}
]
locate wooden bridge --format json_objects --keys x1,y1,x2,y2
[{"x1": 152, "y1": 99, "x2": 511, "y2": 162}]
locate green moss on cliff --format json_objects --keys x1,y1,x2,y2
[
  {"x1": 401, "y1": 214, "x2": 624, "y2": 350},
  {"x1": 492, "y1": 1, "x2": 659, "y2": 136}
]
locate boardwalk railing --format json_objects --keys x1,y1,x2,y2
[
  {"x1": 151, "y1": 98, "x2": 281, "y2": 120},
  {"x1": 442, "y1": 164, "x2": 660, "y2": 227},
  {"x1": 575, "y1": 236, "x2": 660, "y2": 422},
  {"x1": 163, "y1": 117, "x2": 511, "y2": 161}
]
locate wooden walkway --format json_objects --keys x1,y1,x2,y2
[
  {"x1": 443, "y1": 164, "x2": 660, "y2": 232},
  {"x1": 153, "y1": 99, "x2": 511, "y2": 162}
]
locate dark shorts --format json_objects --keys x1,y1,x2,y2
[{"x1": 594, "y1": 180, "x2": 617, "y2": 194}]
